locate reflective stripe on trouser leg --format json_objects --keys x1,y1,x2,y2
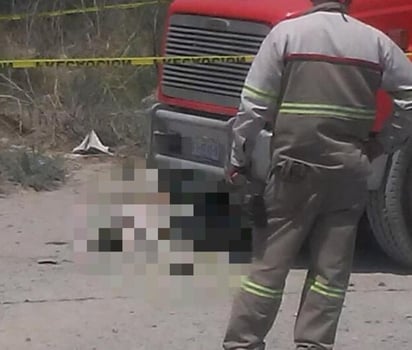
[
  {"x1": 223, "y1": 172, "x2": 321, "y2": 350},
  {"x1": 294, "y1": 203, "x2": 364, "y2": 350},
  {"x1": 241, "y1": 276, "x2": 283, "y2": 299},
  {"x1": 222, "y1": 285, "x2": 283, "y2": 350}
]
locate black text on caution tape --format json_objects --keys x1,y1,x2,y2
[
  {"x1": 35, "y1": 59, "x2": 133, "y2": 68},
  {"x1": 164, "y1": 56, "x2": 248, "y2": 65}
]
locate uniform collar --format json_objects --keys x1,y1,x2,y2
[{"x1": 304, "y1": 2, "x2": 348, "y2": 15}]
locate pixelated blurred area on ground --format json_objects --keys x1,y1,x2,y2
[{"x1": 70, "y1": 156, "x2": 253, "y2": 301}]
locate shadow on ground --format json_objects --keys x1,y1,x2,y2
[
  {"x1": 164, "y1": 188, "x2": 412, "y2": 276},
  {"x1": 214, "y1": 213, "x2": 412, "y2": 276},
  {"x1": 293, "y1": 215, "x2": 412, "y2": 276}
]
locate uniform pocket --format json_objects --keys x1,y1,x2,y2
[{"x1": 264, "y1": 166, "x2": 314, "y2": 218}]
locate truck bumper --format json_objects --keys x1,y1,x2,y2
[
  {"x1": 146, "y1": 103, "x2": 272, "y2": 184},
  {"x1": 146, "y1": 103, "x2": 388, "y2": 191},
  {"x1": 146, "y1": 103, "x2": 231, "y2": 181}
]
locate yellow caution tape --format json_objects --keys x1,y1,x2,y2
[
  {"x1": 0, "y1": 52, "x2": 409, "y2": 69},
  {"x1": 0, "y1": 1, "x2": 167, "y2": 21},
  {"x1": 0, "y1": 55, "x2": 256, "y2": 69}
]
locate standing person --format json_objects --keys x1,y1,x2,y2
[{"x1": 223, "y1": 1, "x2": 412, "y2": 349}]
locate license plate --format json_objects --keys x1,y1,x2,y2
[{"x1": 192, "y1": 138, "x2": 220, "y2": 161}]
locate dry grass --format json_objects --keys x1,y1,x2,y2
[
  {"x1": 0, "y1": 0, "x2": 168, "y2": 151},
  {"x1": 0, "y1": 148, "x2": 66, "y2": 191}
]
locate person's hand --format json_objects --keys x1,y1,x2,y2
[
  {"x1": 225, "y1": 163, "x2": 247, "y2": 186},
  {"x1": 363, "y1": 138, "x2": 384, "y2": 161}
]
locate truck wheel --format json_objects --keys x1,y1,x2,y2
[{"x1": 367, "y1": 140, "x2": 412, "y2": 267}]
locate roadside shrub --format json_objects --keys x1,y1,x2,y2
[{"x1": 0, "y1": 149, "x2": 66, "y2": 191}]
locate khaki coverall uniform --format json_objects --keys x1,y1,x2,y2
[{"x1": 224, "y1": 2, "x2": 412, "y2": 350}]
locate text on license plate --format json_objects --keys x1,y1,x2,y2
[{"x1": 192, "y1": 138, "x2": 220, "y2": 161}]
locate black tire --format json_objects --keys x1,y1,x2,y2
[{"x1": 367, "y1": 140, "x2": 412, "y2": 267}]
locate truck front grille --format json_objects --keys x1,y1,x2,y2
[{"x1": 161, "y1": 14, "x2": 270, "y2": 109}]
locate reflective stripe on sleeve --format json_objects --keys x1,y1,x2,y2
[
  {"x1": 243, "y1": 84, "x2": 278, "y2": 101},
  {"x1": 279, "y1": 102, "x2": 375, "y2": 120}
]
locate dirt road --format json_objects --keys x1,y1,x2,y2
[{"x1": 0, "y1": 158, "x2": 411, "y2": 350}]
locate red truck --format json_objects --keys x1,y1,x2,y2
[{"x1": 147, "y1": 0, "x2": 412, "y2": 267}]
